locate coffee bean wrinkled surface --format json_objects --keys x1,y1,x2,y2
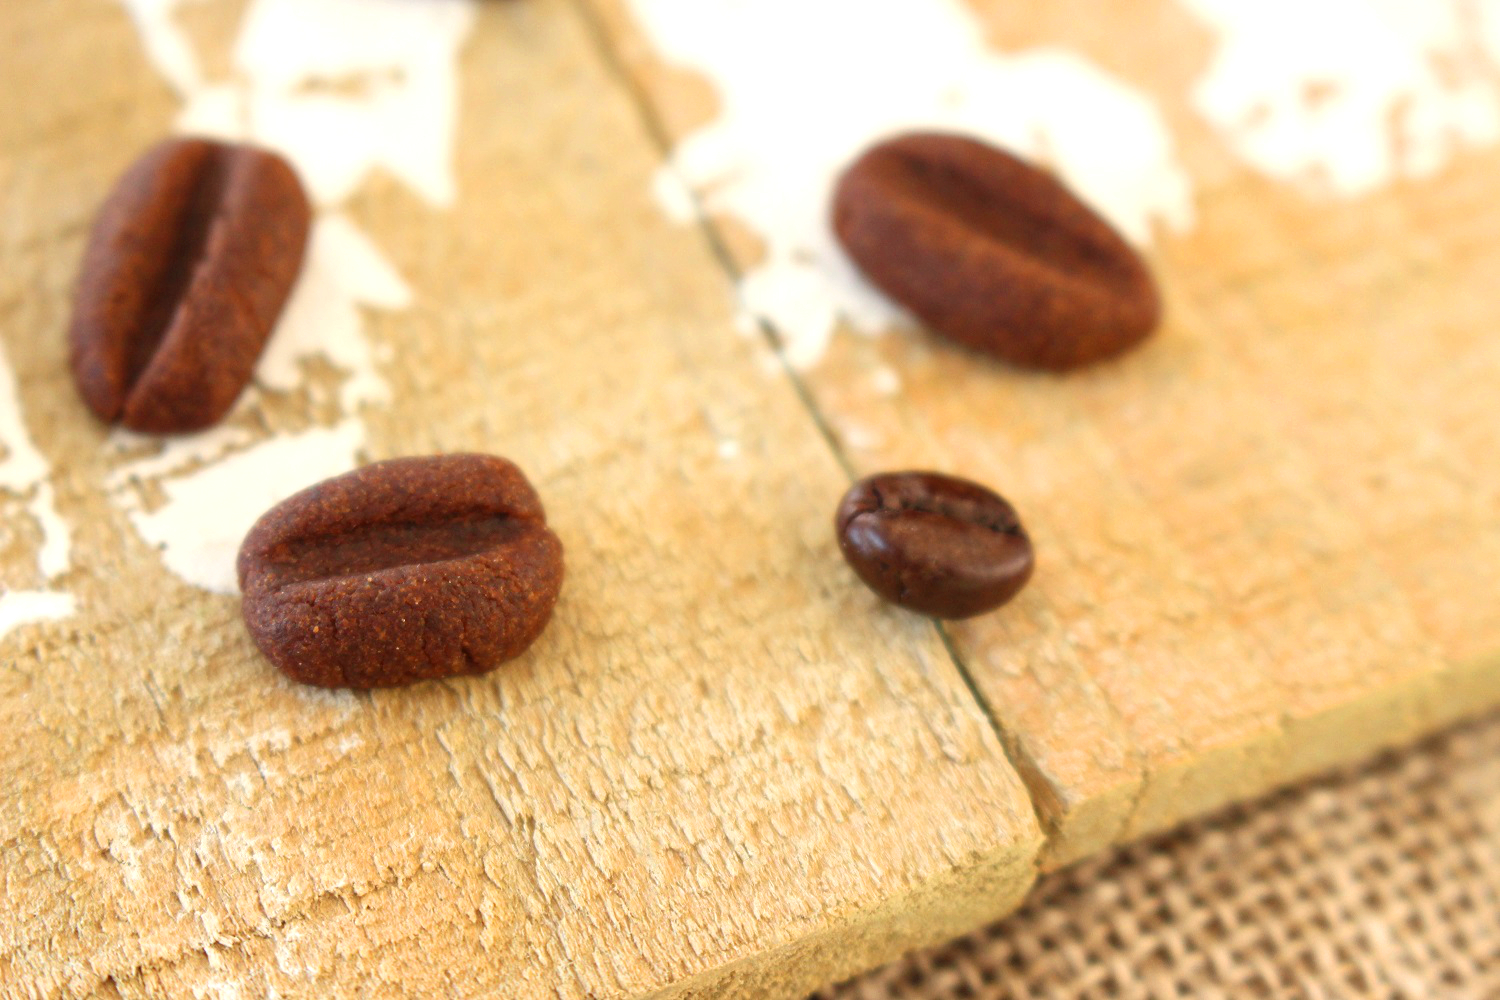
[
  {"x1": 835, "y1": 471, "x2": 1033, "y2": 619},
  {"x1": 833, "y1": 132, "x2": 1159, "y2": 371},
  {"x1": 238, "y1": 454, "x2": 564, "y2": 689},
  {"x1": 69, "y1": 137, "x2": 311, "y2": 433}
]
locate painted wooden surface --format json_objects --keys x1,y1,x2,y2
[
  {"x1": 590, "y1": 0, "x2": 1500, "y2": 868},
  {"x1": 4, "y1": 0, "x2": 1500, "y2": 997},
  {"x1": 0, "y1": 2, "x2": 1040, "y2": 997}
]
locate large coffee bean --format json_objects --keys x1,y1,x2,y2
[
  {"x1": 69, "y1": 138, "x2": 311, "y2": 433},
  {"x1": 833, "y1": 132, "x2": 1160, "y2": 370},
  {"x1": 238, "y1": 454, "x2": 564, "y2": 688}
]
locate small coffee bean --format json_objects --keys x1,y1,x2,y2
[
  {"x1": 835, "y1": 471, "x2": 1033, "y2": 619},
  {"x1": 237, "y1": 454, "x2": 564, "y2": 689},
  {"x1": 68, "y1": 138, "x2": 311, "y2": 433},
  {"x1": 832, "y1": 132, "x2": 1160, "y2": 371}
]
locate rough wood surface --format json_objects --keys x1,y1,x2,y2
[
  {"x1": 592, "y1": 0, "x2": 1500, "y2": 869},
  {"x1": 7, "y1": 0, "x2": 1500, "y2": 996},
  {"x1": 0, "y1": 2, "x2": 1042, "y2": 998}
]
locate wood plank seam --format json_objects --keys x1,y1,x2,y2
[
  {"x1": 929, "y1": 623, "x2": 1087, "y2": 844},
  {"x1": 566, "y1": 0, "x2": 1131, "y2": 870},
  {"x1": 18, "y1": 1, "x2": 1500, "y2": 993},
  {"x1": 560, "y1": 0, "x2": 856, "y2": 479},
  {"x1": 563, "y1": 0, "x2": 1064, "y2": 875},
  {"x1": 2, "y1": 3, "x2": 1049, "y2": 995},
  {"x1": 575, "y1": 0, "x2": 1500, "y2": 868}
]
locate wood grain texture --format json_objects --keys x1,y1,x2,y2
[
  {"x1": 0, "y1": 2, "x2": 1042, "y2": 998},
  {"x1": 590, "y1": 0, "x2": 1500, "y2": 868}
]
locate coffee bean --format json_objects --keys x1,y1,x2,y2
[
  {"x1": 68, "y1": 138, "x2": 311, "y2": 433},
  {"x1": 835, "y1": 471, "x2": 1033, "y2": 619},
  {"x1": 832, "y1": 132, "x2": 1159, "y2": 371},
  {"x1": 237, "y1": 454, "x2": 564, "y2": 689}
]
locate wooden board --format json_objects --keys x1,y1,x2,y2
[
  {"x1": 0, "y1": 2, "x2": 1041, "y2": 997},
  {"x1": 4, "y1": 0, "x2": 1500, "y2": 997},
  {"x1": 590, "y1": 0, "x2": 1500, "y2": 869}
]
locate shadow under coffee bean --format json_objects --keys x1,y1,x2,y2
[
  {"x1": 833, "y1": 132, "x2": 1160, "y2": 371},
  {"x1": 68, "y1": 137, "x2": 311, "y2": 433},
  {"x1": 836, "y1": 471, "x2": 1034, "y2": 619},
  {"x1": 238, "y1": 454, "x2": 564, "y2": 689}
]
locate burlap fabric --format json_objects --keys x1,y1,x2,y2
[{"x1": 815, "y1": 713, "x2": 1500, "y2": 1000}]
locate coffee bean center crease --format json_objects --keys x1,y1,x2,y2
[
  {"x1": 889, "y1": 150, "x2": 1130, "y2": 293},
  {"x1": 125, "y1": 148, "x2": 232, "y2": 393},
  {"x1": 261, "y1": 514, "x2": 532, "y2": 587},
  {"x1": 867, "y1": 486, "x2": 1020, "y2": 535}
]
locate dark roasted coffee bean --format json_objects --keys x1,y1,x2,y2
[
  {"x1": 835, "y1": 471, "x2": 1033, "y2": 619},
  {"x1": 832, "y1": 132, "x2": 1160, "y2": 371},
  {"x1": 237, "y1": 454, "x2": 564, "y2": 689},
  {"x1": 68, "y1": 138, "x2": 311, "y2": 433}
]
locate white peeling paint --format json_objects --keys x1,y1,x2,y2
[
  {"x1": 837, "y1": 421, "x2": 885, "y2": 452},
  {"x1": 256, "y1": 214, "x2": 412, "y2": 413},
  {"x1": 177, "y1": 0, "x2": 474, "y2": 207},
  {"x1": 1182, "y1": 0, "x2": 1500, "y2": 194},
  {"x1": 0, "y1": 343, "x2": 73, "y2": 638},
  {"x1": 108, "y1": 422, "x2": 259, "y2": 482},
  {"x1": 650, "y1": 168, "x2": 698, "y2": 224},
  {"x1": 870, "y1": 366, "x2": 902, "y2": 397},
  {"x1": 0, "y1": 591, "x2": 76, "y2": 639},
  {"x1": 115, "y1": 0, "x2": 473, "y2": 592},
  {"x1": 117, "y1": 0, "x2": 204, "y2": 97},
  {"x1": 626, "y1": 0, "x2": 1192, "y2": 369},
  {"x1": 1481, "y1": 2, "x2": 1500, "y2": 68},
  {"x1": 109, "y1": 424, "x2": 365, "y2": 595}
]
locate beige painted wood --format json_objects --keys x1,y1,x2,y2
[
  {"x1": 0, "y1": 2, "x2": 1043, "y2": 998},
  {"x1": 591, "y1": 0, "x2": 1500, "y2": 868}
]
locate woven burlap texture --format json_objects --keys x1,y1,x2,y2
[{"x1": 815, "y1": 712, "x2": 1500, "y2": 1000}]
